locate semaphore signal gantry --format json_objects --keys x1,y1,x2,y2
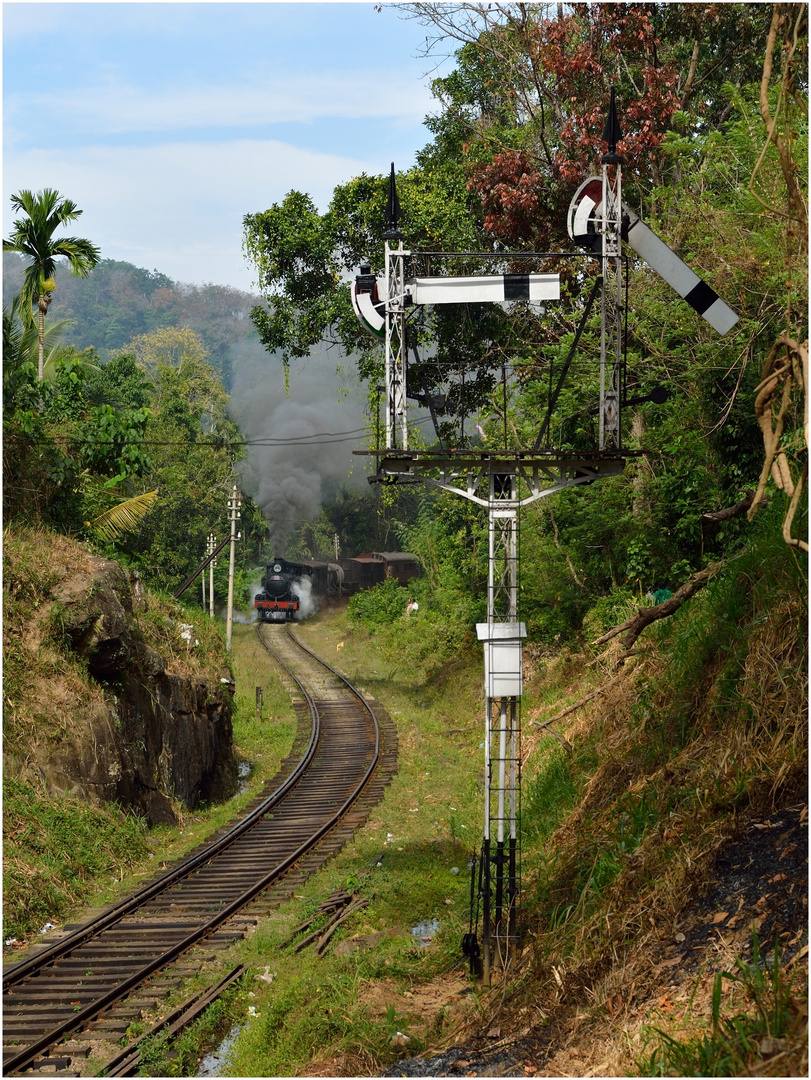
[{"x1": 351, "y1": 91, "x2": 739, "y2": 985}]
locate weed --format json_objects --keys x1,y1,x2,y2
[
  {"x1": 637, "y1": 938, "x2": 805, "y2": 1077},
  {"x1": 522, "y1": 739, "x2": 577, "y2": 844},
  {"x1": 3, "y1": 778, "x2": 150, "y2": 941},
  {"x1": 133, "y1": 1027, "x2": 172, "y2": 1075},
  {"x1": 385, "y1": 1003, "x2": 409, "y2": 1038}
]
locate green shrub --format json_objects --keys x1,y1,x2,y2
[
  {"x1": 347, "y1": 576, "x2": 410, "y2": 628},
  {"x1": 581, "y1": 585, "x2": 639, "y2": 640}
]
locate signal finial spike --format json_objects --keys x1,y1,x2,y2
[
  {"x1": 601, "y1": 87, "x2": 624, "y2": 164},
  {"x1": 383, "y1": 162, "x2": 403, "y2": 240}
]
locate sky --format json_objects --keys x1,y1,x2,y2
[{"x1": 3, "y1": 1, "x2": 449, "y2": 292}]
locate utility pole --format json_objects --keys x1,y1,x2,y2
[
  {"x1": 226, "y1": 488, "x2": 241, "y2": 651},
  {"x1": 208, "y1": 533, "x2": 216, "y2": 619}
]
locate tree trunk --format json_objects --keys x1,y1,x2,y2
[
  {"x1": 36, "y1": 294, "x2": 52, "y2": 382},
  {"x1": 37, "y1": 304, "x2": 45, "y2": 382}
]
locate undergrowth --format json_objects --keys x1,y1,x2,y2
[
  {"x1": 512, "y1": 505, "x2": 806, "y2": 1071},
  {"x1": 638, "y1": 937, "x2": 806, "y2": 1077},
  {"x1": 2, "y1": 776, "x2": 150, "y2": 941},
  {"x1": 346, "y1": 574, "x2": 478, "y2": 682}
]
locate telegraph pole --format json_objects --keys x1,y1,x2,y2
[{"x1": 225, "y1": 488, "x2": 241, "y2": 650}]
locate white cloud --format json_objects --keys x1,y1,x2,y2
[
  {"x1": 5, "y1": 71, "x2": 434, "y2": 140},
  {"x1": 4, "y1": 139, "x2": 379, "y2": 290}
]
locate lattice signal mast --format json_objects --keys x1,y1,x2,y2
[{"x1": 351, "y1": 95, "x2": 739, "y2": 984}]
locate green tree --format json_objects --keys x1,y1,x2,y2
[
  {"x1": 119, "y1": 327, "x2": 246, "y2": 594},
  {"x1": 241, "y1": 5, "x2": 805, "y2": 646},
  {"x1": 3, "y1": 189, "x2": 100, "y2": 381}
]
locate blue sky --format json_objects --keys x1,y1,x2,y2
[{"x1": 4, "y1": 2, "x2": 450, "y2": 290}]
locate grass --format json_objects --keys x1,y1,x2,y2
[
  {"x1": 229, "y1": 622, "x2": 297, "y2": 775},
  {"x1": 2, "y1": 777, "x2": 151, "y2": 942},
  {"x1": 637, "y1": 938, "x2": 806, "y2": 1077},
  {"x1": 207, "y1": 602, "x2": 488, "y2": 1076}
]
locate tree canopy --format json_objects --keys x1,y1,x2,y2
[
  {"x1": 3, "y1": 189, "x2": 100, "y2": 381},
  {"x1": 241, "y1": 1, "x2": 807, "y2": 639}
]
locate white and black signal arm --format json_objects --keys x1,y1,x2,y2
[
  {"x1": 351, "y1": 267, "x2": 560, "y2": 339},
  {"x1": 567, "y1": 177, "x2": 739, "y2": 336}
]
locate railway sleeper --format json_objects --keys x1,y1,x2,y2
[{"x1": 15, "y1": 1056, "x2": 77, "y2": 1075}]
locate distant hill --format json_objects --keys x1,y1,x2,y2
[{"x1": 3, "y1": 253, "x2": 269, "y2": 387}]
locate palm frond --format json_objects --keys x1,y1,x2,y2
[
  {"x1": 87, "y1": 490, "x2": 159, "y2": 542},
  {"x1": 42, "y1": 345, "x2": 99, "y2": 383}
]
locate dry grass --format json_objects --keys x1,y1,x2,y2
[{"x1": 464, "y1": 539, "x2": 808, "y2": 1075}]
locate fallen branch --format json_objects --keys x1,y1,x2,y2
[
  {"x1": 587, "y1": 645, "x2": 649, "y2": 667},
  {"x1": 281, "y1": 891, "x2": 353, "y2": 946},
  {"x1": 528, "y1": 718, "x2": 571, "y2": 751},
  {"x1": 529, "y1": 669, "x2": 629, "y2": 738},
  {"x1": 314, "y1": 898, "x2": 369, "y2": 956},
  {"x1": 533, "y1": 686, "x2": 604, "y2": 725},
  {"x1": 594, "y1": 561, "x2": 725, "y2": 651},
  {"x1": 703, "y1": 490, "x2": 766, "y2": 522}
]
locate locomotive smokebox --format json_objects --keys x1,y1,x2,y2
[{"x1": 261, "y1": 561, "x2": 288, "y2": 597}]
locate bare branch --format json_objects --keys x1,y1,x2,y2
[
  {"x1": 702, "y1": 490, "x2": 765, "y2": 523},
  {"x1": 594, "y1": 562, "x2": 725, "y2": 651}
]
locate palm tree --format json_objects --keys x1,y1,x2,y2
[{"x1": 3, "y1": 188, "x2": 100, "y2": 381}]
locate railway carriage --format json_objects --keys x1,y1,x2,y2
[{"x1": 254, "y1": 552, "x2": 421, "y2": 617}]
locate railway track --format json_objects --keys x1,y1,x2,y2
[{"x1": 3, "y1": 624, "x2": 397, "y2": 1076}]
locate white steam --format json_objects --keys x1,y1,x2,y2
[
  {"x1": 293, "y1": 576, "x2": 318, "y2": 620},
  {"x1": 248, "y1": 575, "x2": 264, "y2": 622},
  {"x1": 228, "y1": 350, "x2": 369, "y2": 551}
]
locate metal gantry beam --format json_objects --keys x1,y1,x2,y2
[{"x1": 359, "y1": 450, "x2": 627, "y2": 508}]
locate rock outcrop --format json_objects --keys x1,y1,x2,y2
[{"x1": 9, "y1": 545, "x2": 238, "y2": 826}]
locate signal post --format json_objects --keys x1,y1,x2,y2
[{"x1": 352, "y1": 95, "x2": 738, "y2": 983}]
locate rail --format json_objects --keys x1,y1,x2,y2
[{"x1": 3, "y1": 626, "x2": 382, "y2": 1075}]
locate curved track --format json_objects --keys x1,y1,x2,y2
[{"x1": 3, "y1": 624, "x2": 397, "y2": 1075}]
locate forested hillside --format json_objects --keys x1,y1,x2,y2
[{"x1": 2, "y1": 252, "x2": 267, "y2": 386}]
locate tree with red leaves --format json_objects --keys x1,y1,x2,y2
[{"x1": 408, "y1": 2, "x2": 773, "y2": 247}]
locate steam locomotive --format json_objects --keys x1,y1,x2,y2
[
  {"x1": 254, "y1": 552, "x2": 420, "y2": 623},
  {"x1": 253, "y1": 559, "x2": 310, "y2": 623}
]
